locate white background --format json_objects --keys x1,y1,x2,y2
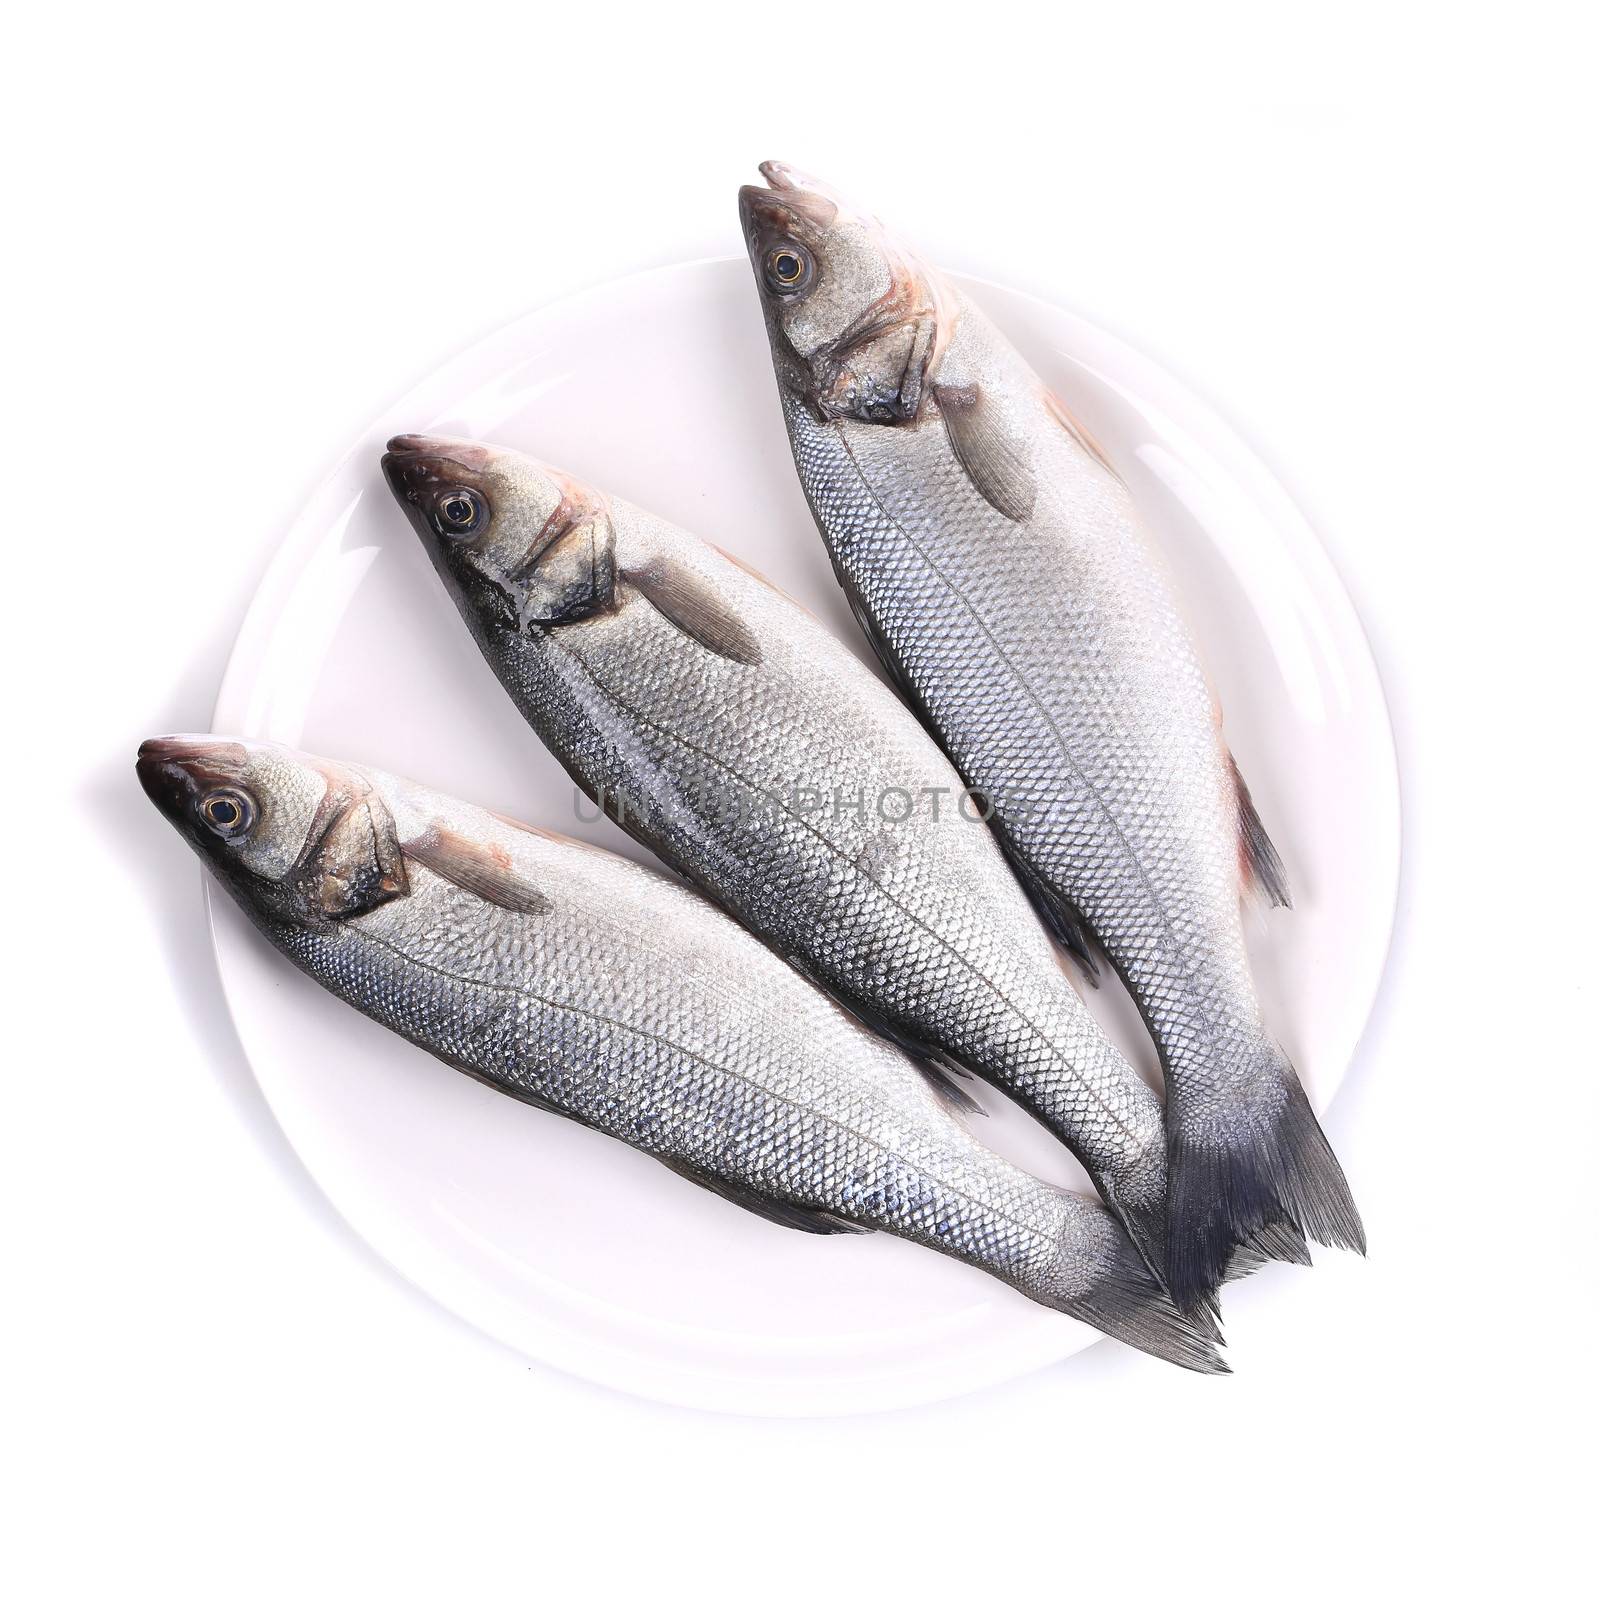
[{"x1": 6, "y1": 3, "x2": 1596, "y2": 1594}]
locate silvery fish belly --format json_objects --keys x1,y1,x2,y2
[
  {"x1": 737, "y1": 162, "x2": 1363, "y2": 1312},
  {"x1": 380, "y1": 434, "x2": 1184, "y2": 1288},
  {"x1": 135, "y1": 737, "x2": 1224, "y2": 1371}
]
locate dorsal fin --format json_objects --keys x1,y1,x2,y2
[
  {"x1": 402, "y1": 824, "x2": 553, "y2": 915},
  {"x1": 1227, "y1": 753, "x2": 1292, "y2": 908},
  {"x1": 709, "y1": 542, "x2": 818, "y2": 613},
  {"x1": 624, "y1": 559, "x2": 763, "y2": 666},
  {"x1": 842, "y1": 578, "x2": 915, "y2": 698},
  {"x1": 934, "y1": 382, "x2": 1037, "y2": 522},
  {"x1": 1042, "y1": 389, "x2": 1124, "y2": 483},
  {"x1": 490, "y1": 810, "x2": 620, "y2": 860},
  {"x1": 660, "y1": 1159, "x2": 869, "y2": 1234}
]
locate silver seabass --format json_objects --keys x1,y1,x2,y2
[
  {"x1": 736, "y1": 162, "x2": 1363, "y2": 1311},
  {"x1": 381, "y1": 434, "x2": 1185, "y2": 1284},
  {"x1": 136, "y1": 737, "x2": 1224, "y2": 1372}
]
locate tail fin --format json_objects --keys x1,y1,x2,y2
[
  {"x1": 1246, "y1": 1215, "x2": 1314, "y2": 1267},
  {"x1": 1165, "y1": 1048, "x2": 1364, "y2": 1314},
  {"x1": 1049, "y1": 1215, "x2": 1229, "y2": 1374},
  {"x1": 1102, "y1": 1184, "x2": 1226, "y2": 1344},
  {"x1": 1224, "y1": 1217, "x2": 1312, "y2": 1282},
  {"x1": 1098, "y1": 1165, "x2": 1169, "y2": 1291}
]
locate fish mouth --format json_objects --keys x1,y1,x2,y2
[
  {"x1": 739, "y1": 160, "x2": 840, "y2": 236},
  {"x1": 757, "y1": 159, "x2": 828, "y2": 194},
  {"x1": 381, "y1": 433, "x2": 495, "y2": 510},
  {"x1": 384, "y1": 434, "x2": 494, "y2": 471},
  {"x1": 136, "y1": 736, "x2": 248, "y2": 814}
]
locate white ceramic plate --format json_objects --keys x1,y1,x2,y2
[{"x1": 209, "y1": 258, "x2": 1399, "y2": 1416}]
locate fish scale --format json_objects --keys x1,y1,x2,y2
[
  {"x1": 295, "y1": 814, "x2": 1055, "y2": 1256},
  {"x1": 740, "y1": 162, "x2": 1360, "y2": 1309},
  {"x1": 380, "y1": 434, "x2": 1184, "y2": 1281},
  {"x1": 797, "y1": 406, "x2": 1230, "y2": 961},
  {"x1": 555, "y1": 560, "x2": 1156, "y2": 1150},
  {"x1": 128, "y1": 743, "x2": 1229, "y2": 1359},
  {"x1": 787, "y1": 378, "x2": 1332, "y2": 1282}
]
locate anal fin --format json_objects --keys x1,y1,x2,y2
[
  {"x1": 906, "y1": 1054, "x2": 987, "y2": 1116},
  {"x1": 781, "y1": 950, "x2": 987, "y2": 1117},
  {"x1": 661, "y1": 1159, "x2": 869, "y2": 1235}
]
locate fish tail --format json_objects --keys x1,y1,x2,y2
[
  {"x1": 1093, "y1": 1135, "x2": 1235, "y2": 1342},
  {"x1": 1097, "y1": 1155, "x2": 1170, "y2": 1290},
  {"x1": 1100, "y1": 1182, "x2": 1229, "y2": 1342},
  {"x1": 1224, "y1": 1217, "x2": 1313, "y2": 1282},
  {"x1": 1048, "y1": 1208, "x2": 1230, "y2": 1374},
  {"x1": 1165, "y1": 1042, "x2": 1364, "y2": 1313},
  {"x1": 1246, "y1": 1214, "x2": 1314, "y2": 1267}
]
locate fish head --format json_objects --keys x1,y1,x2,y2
[
  {"x1": 738, "y1": 161, "x2": 952, "y2": 424},
  {"x1": 381, "y1": 435, "x2": 616, "y2": 634},
  {"x1": 136, "y1": 737, "x2": 408, "y2": 923}
]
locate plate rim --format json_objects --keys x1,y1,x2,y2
[{"x1": 205, "y1": 255, "x2": 1403, "y2": 1417}]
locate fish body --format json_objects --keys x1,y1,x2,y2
[
  {"x1": 381, "y1": 435, "x2": 1180, "y2": 1281},
  {"x1": 738, "y1": 163, "x2": 1361, "y2": 1309},
  {"x1": 136, "y1": 737, "x2": 1224, "y2": 1370}
]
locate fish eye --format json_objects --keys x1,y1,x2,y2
[
  {"x1": 200, "y1": 787, "x2": 255, "y2": 838},
  {"x1": 434, "y1": 487, "x2": 487, "y2": 538},
  {"x1": 764, "y1": 242, "x2": 814, "y2": 295}
]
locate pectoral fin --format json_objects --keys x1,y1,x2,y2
[
  {"x1": 934, "y1": 382, "x2": 1037, "y2": 523},
  {"x1": 402, "y1": 824, "x2": 553, "y2": 915},
  {"x1": 625, "y1": 560, "x2": 763, "y2": 667}
]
